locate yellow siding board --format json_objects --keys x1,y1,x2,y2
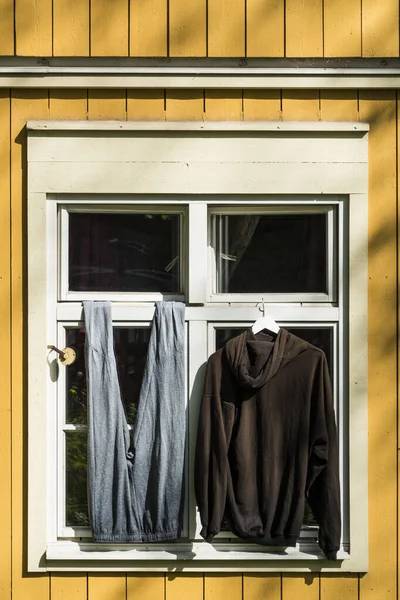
[
  {"x1": 88, "y1": 575, "x2": 126, "y2": 600},
  {"x1": 0, "y1": 90, "x2": 11, "y2": 600},
  {"x1": 169, "y1": 0, "x2": 206, "y2": 57},
  {"x1": 90, "y1": 0, "x2": 129, "y2": 56},
  {"x1": 281, "y1": 90, "x2": 320, "y2": 120},
  {"x1": 15, "y1": 0, "x2": 52, "y2": 56},
  {"x1": 88, "y1": 90, "x2": 127, "y2": 120},
  {"x1": 320, "y1": 575, "x2": 358, "y2": 599},
  {"x1": 324, "y1": 0, "x2": 361, "y2": 57},
  {"x1": 166, "y1": 574, "x2": 203, "y2": 600},
  {"x1": 359, "y1": 91, "x2": 397, "y2": 600},
  {"x1": 243, "y1": 90, "x2": 281, "y2": 120},
  {"x1": 246, "y1": 0, "x2": 284, "y2": 57},
  {"x1": 286, "y1": 0, "x2": 323, "y2": 57},
  {"x1": 130, "y1": 0, "x2": 167, "y2": 57},
  {"x1": 51, "y1": 575, "x2": 87, "y2": 600},
  {"x1": 11, "y1": 89, "x2": 50, "y2": 600},
  {"x1": 127, "y1": 90, "x2": 165, "y2": 120},
  {"x1": 53, "y1": 0, "x2": 89, "y2": 56},
  {"x1": 362, "y1": 0, "x2": 399, "y2": 57},
  {"x1": 205, "y1": 90, "x2": 242, "y2": 120},
  {"x1": 320, "y1": 90, "x2": 359, "y2": 121},
  {"x1": 208, "y1": 0, "x2": 245, "y2": 57},
  {"x1": 243, "y1": 574, "x2": 280, "y2": 600},
  {"x1": 0, "y1": 1, "x2": 13, "y2": 55},
  {"x1": 127, "y1": 574, "x2": 164, "y2": 600},
  {"x1": 204, "y1": 575, "x2": 242, "y2": 600},
  {"x1": 50, "y1": 90, "x2": 88, "y2": 119},
  {"x1": 166, "y1": 90, "x2": 203, "y2": 120},
  {"x1": 282, "y1": 575, "x2": 319, "y2": 600}
]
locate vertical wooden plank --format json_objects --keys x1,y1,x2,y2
[
  {"x1": 165, "y1": 90, "x2": 203, "y2": 120},
  {"x1": 324, "y1": 0, "x2": 361, "y2": 57},
  {"x1": 49, "y1": 90, "x2": 88, "y2": 120},
  {"x1": 127, "y1": 90, "x2": 165, "y2": 120},
  {"x1": 205, "y1": 575, "x2": 242, "y2": 600},
  {"x1": 166, "y1": 574, "x2": 203, "y2": 600},
  {"x1": 320, "y1": 575, "x2": 358, "y2": 600},
  {"x1": 91, "y1": 0, "x2": 129, "y2": 56},
  {"x1": 127, "y1": 574, "x2": 164, "y2": 600},
  {"x1": 205, "y1": 90, "x2": 242, "y2": 120},
  {"x1": 15, "y1": 0, "x2": 52, "y2": 55},
  {"x1": 286, "y1": 0, "x2": 323, "y2": 57},
  {"x1": 281, "y1": 90, "x2": 320, "y2": 121},
  {"x1": 0, "y1": 1, "x2": 14, "y2": 55},
  {"x1": 88, "y1": 575, "x2": 126, "y2": 600},
  {"x1": 243, "y1": 90, "x2": 281, "y2": 120},
  {"x1": 53, "y1": 0, "x2": 89, "y2": 56},
  {"x1": 362, "y1": 0, "x2": 399, "y2": 57},
  {"x1": 51, "y1": 575, "x2": 87, "y2": 600},
  {"x1": 88, "y1": 90, "x2": 127, "y2": 120},
  {"x1": 0, "y1": 90, "x2": 11, "y2": 600},
  {"x1": 130, "y1": 0, "x2": 167, "y2": 56},
  {"x1": 208, "y1": 0, "x2": 245, "y2": 57},
  {"x1": 243, "y1": 574, "x2": 280, "y2": 600},
  {"x1": 359, "y1": 91, "x2": 397, "y2": 600},
  {"x1": 11, "y1": 89, "x2": 50, "y2": 600},
  {"x1": 320, "y1": 90, "x2": 359, "y2": 121},
  {"x1": 246, "y1": 0, "x2": 284, "y2": 57},
  {"x1": 169, "y1": 0, "x2": 206, "y2": 57},
  {"x1": 282, "y1": 575, "x2": 319, "y2": 600}
]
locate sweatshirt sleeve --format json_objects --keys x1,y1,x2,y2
[
  {"x1": 194, "y1": 355, "x2": 234, "y2": 543},
  {"x1": 306, "y1": 353, "x2": 341, "y2": 560}
]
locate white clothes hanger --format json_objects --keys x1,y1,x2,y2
[{"x1": 251, "y1": 300, "x2": 280, "y2": 335}]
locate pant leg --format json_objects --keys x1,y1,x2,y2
[
  {"x1": 84, "y1": 301, "x2": 140, "y2": 542},
  {"x1": 132, "y1": 301, "x2": 186, "y2": 541}
]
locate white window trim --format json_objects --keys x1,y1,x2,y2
[{"x1": 27, "y1": 121, "x2": 368, "y2": 573}]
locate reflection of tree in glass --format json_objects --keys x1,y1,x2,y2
[{"x1": 66, "y1": 433, "x2": 89, "y2": 526}]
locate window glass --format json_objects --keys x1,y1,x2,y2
[
  {"x1": 66, "y1": 327, "x2": 151, "y2": 425},
  {"x1": 65, "y1": 327, "x2": 151, "y2": 527},
  {"x1": 212, "y1": 214, "x2": 327, "y2": 294},
  {"x1": 66, "y1": 432, "x2": 88, "y2": 527},
  {"x1": 69, "y1": 213, "x2": 181, "y2": 293}
]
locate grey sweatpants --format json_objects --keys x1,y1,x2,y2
[{"x1": 84, "y1": 301, "x2": 186, "y2": 542}]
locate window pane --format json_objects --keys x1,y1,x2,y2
[
  {"x1": 215, "y1": 327, "x2": 332, "y2": 375},
  {"x1": 69, "y1": 213, "x2": 181, "y2": 292},
  {"x1": 66, "y1": 327, "x2": 151, "y2": 425},
  {"x1": 66, "y1": 431, "x2": 89, "y2": 526},
  {"x1": 212, "y1": 214, "x2": 327, "y2": 294}
]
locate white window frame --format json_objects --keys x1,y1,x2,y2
[{"x1": 27, "y1": 121, "x2": 368, "y2": 573}]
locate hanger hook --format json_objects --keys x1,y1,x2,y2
[{"x1": 258, "y1": 297, "x2": 266, "y2": 316}]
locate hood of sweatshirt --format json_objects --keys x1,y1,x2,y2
[{"x1": 224, "y1": 328, "x2": 311, "y2": 390}]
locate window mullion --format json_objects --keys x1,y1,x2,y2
[{"x1": 188, "y1": 203, "x2": 208, "y2": 304}]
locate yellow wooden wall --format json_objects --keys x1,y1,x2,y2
[
  {"x1": 0, "y1": 0, "x2": 398, "y2": 57},
  {"x1": 0, "y1": 87, "x2": 397, "y2": 600}
]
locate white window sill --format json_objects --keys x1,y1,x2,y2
[{"x1": 44, "y1": 541, "x2": 351, "y2": 572}]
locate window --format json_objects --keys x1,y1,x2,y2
[{"x1": 27, "y1": 121, "x2": 368, "y2": 572}]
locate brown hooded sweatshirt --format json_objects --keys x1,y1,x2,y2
[{"x1": 195, "y1": 328, "x2": 341, "y2": 560}]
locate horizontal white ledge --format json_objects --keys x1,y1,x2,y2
[
  {"x1": 1, "y1": 71, "x2": 400, "y2": 89},
  {"x1": 56, "y1": 303, "x2": 340, "y2": 321},
  {"x1": 27, "y1": 120, "x2": 369, "y2": 132},
  {"x1": 46, "y1": 541, "x2": 350, "y2": 564}
]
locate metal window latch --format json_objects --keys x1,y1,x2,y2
[{"x1": 47, "y1": 345, "x2": 77, "y2": 366}]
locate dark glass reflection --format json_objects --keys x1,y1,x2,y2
[
  {"x1": 66, "y1": 327, "x2": 151, "y2": 425},
  {"x1": 66, "y1": 432, "x2": 89, "y2": 527},
  {"x1": 69, "y1": 213, "x2": 180, "y2": 292},
  {"x1": 213, "y1": 214, "x2": 327, "y2": 294}
]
